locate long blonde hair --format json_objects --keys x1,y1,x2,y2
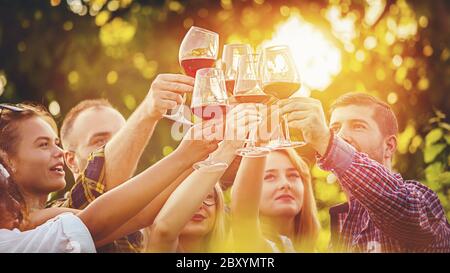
[
  {"x1": 272, "y1": 149, "x2": 321, "y2": 252},
  {"x1": 204, "y1": 183, "x2": 227, "y2": 252},
  {"x1": 141, "y1": 183, "x2": 227, "y2": 252}
]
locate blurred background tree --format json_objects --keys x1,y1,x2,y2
[{"x1": 0, "y1": 0, "x2": 448, "y2": 252}]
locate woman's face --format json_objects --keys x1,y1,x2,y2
[
  {"x1": 180, "y1": 190, "x2": 217, "y2": 237},
  {"x1": 9, "y1": 117, "x2": 66, "y2": 195},
  {"x1": 259, "y1": 151, "x2": 304, "y2": 218}
]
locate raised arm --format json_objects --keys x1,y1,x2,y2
[
  {"x1": 94, "y1": 167, "x2": 194, "y2": 247},
  {"x1": 148, "y1": 141, "x2": 241, "y2": 252},
  {"x1": 148, "y1": 104, "x2": 260, "y2": 252},
  {"x1": 231, "y1": 156, "x2": 271, "y2": 252},
  {"x1": 76, "y1": 129, "x2": 217, "y2": 244},
  {"x1": 104, "y1": 74, "x2": 194, "y2": 190}
]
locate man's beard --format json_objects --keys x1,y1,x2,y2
[{"x1": 344, "y1": 139, "x2": 384, "y2": 165}]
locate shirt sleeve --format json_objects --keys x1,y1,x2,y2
[
  {"x1": 60, "y1": 147, "x2": 107, "y2": 209},
  {"x1": 0, "y1": 213, "x2": 96, "y2": 253},
  {"x1": 317, "y1": 134, "x2": 450, "y2": 248}
]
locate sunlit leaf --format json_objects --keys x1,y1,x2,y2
[
  {"x1": 439, "y1": 122, "x2": 450, "y2": 132},
  {"x1": 425, "y1": 128, "x2": 443, "y2": 146},
  {"x1": 437, "y1": 193, "x2": 448, "y2": 210},
  {"x1": 425, "y1": 162, "x2": 443, "y2": 182},
  {"x1": 436, "y1": 172, "x2": 450, "y2": 186},
  {"x1": 424, "y1": 143, "x2": 446, "y2": 163},
  {"x1": 398, "y1": 123, "x2": 415, "y2": 154},
  {"x1": 445, "y1": 134, "x2": 450, "y2": 145}
]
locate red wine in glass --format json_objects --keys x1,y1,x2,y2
[
  {"x1": 191, "y1": 104, "x2": 229, "y2": 121},
  {"x1": 181, "y1": 58, "x2": 216, "y2": 77}
]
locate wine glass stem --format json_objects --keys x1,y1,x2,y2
[
  {"x1": 276, "y1": 120, "x2": 284, "y2": 144},
  {"x1": 283, "y1": 114, "x2": 291, "y2": 143},
  {"x1": 248, "y1": 128, "x2": 257, "y2": 148}
]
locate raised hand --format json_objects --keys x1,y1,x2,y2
[
  {"x1": 278, "y1": 97, "x2": 331, "y2": 155},
  {"x1": 144, "y1": 74, "x2": 194, "y2": 120},
  {"x1": 174, "y1": 121, "x2": 221, "y2": 164}
]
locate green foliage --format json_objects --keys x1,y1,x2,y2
[
  {"x1": 424, "y1": 143, "x2": 446, "y2": 163},
  {"x1": 421, "y1": 114, "x2": 450, "y2": 216}
]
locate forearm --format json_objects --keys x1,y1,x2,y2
[
  {"x1": 95, "y1": 168, "x2": 194, "y2": 247},
  {"x1": 230, "y1": 156, "x2": 268, "y2": 251},
  {"x1": 104, "y1": 101, "x2": 159, "y2": 190},
  {"x1": 231, "y1": 156, "x2": 266, "y2": 221},
  {"x1": 78, "y1": 150, "x2": 190, "y2": 242},
  {"x1": 150, "y1": 142, "x2": 239, "y2": 244}
]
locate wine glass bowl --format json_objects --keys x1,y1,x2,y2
[
  {"x1": 163, "y1": 26, "x2": 219, "y2": 125},
  {"x1": 190, "y1": 67, "x2": 230, "y2": 172},
  {"x1": 222, "y1": 43, "x2": 252, "y2": 96},
  {"x1": 233, "y1": 53, "x2": 271, "y2": 158},
  {"x1": 260, "y1": 45, "x2": 305, "y2": 149}
]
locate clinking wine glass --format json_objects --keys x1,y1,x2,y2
[
  {"x1": 190, "y1": 68, "x2": 230, "y2": 172},
  {"x1": 221, "y1": 43, "x2": 252, "y2": 96},
  {"x1": 260, "y1": 45, "x2": 306, "y2": 149},
  {"x1": 233, "y1": 54, "x2": 271, "y2": 157},
  {"x1": 163, "y1": 26, "x2": 219, "y2": 126}
]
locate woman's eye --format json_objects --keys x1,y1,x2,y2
[
  {"x1": 264, "y1": 174, "x2": 276, "y2": 181},
  {"x1": 94, "y1": 139, "x2": 106, "y2": 146},
  {"x1": 353, "y1": 124, "x2": 365, "y2": 130},
  {"x1": 39, "y1": 142, "x2": 49, "y2": 148},
  {"x1": 287, "y1": 172, "x2": 300, "y2": 179}
]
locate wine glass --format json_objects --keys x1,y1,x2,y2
[
  {"x1": 163, "y1": 26, "x2": 219, "y2": 125},
  {"x1": 191, "y1": 68, "x2": 229, "y2": 172},
  {"x1": 221, "y1": 43, "x2": 252, "y2": 96},
  {"x1": 260, "y1": 45, "x2": 306, "y2": 149},
  {"x1": 233, "y1": 54, "x2": 271, "y2": 157}
]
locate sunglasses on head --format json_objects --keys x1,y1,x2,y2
[{"x1": 0, "y1": 103, "x2": 27, "y2": 127}]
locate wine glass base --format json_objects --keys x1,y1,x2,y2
[
  {"x1": 193, "y1": 160, "x2": 229, "y2": 173},
  {"x1": 266, "y1": 141, "x2": 306, "y2": 150},
  {"x1": 163, "y1": 113, "x2": 193, "y2": 126},
  {"x1": 236, "y1": 147, "x2": 271, "y2": 158}
]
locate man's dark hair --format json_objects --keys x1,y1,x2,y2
[{"x1": 330, "y1": 92, "x2": 399, "y2": 137}]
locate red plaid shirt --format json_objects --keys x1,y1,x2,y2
[{"x1": 318, "y1": 133, "x2": 450, "y2": 253}]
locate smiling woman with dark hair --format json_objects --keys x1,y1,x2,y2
[{"x1": 0, "y1": 102, "x2": 220, "y2": 252}]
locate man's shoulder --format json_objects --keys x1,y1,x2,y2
[
  {"x1": 403, "y1": 179, "x2": 438, "y2": 196},
  {"x1": 403, "y1": 179, "x2": 446, "y2": 215}
]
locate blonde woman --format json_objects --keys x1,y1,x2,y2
[
  {"x1": 146, "y1": 104, "x2": 260, "y2": 252},
  {"x1": 231, "y1": 149, "x2": 320, "y2": 252}
]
